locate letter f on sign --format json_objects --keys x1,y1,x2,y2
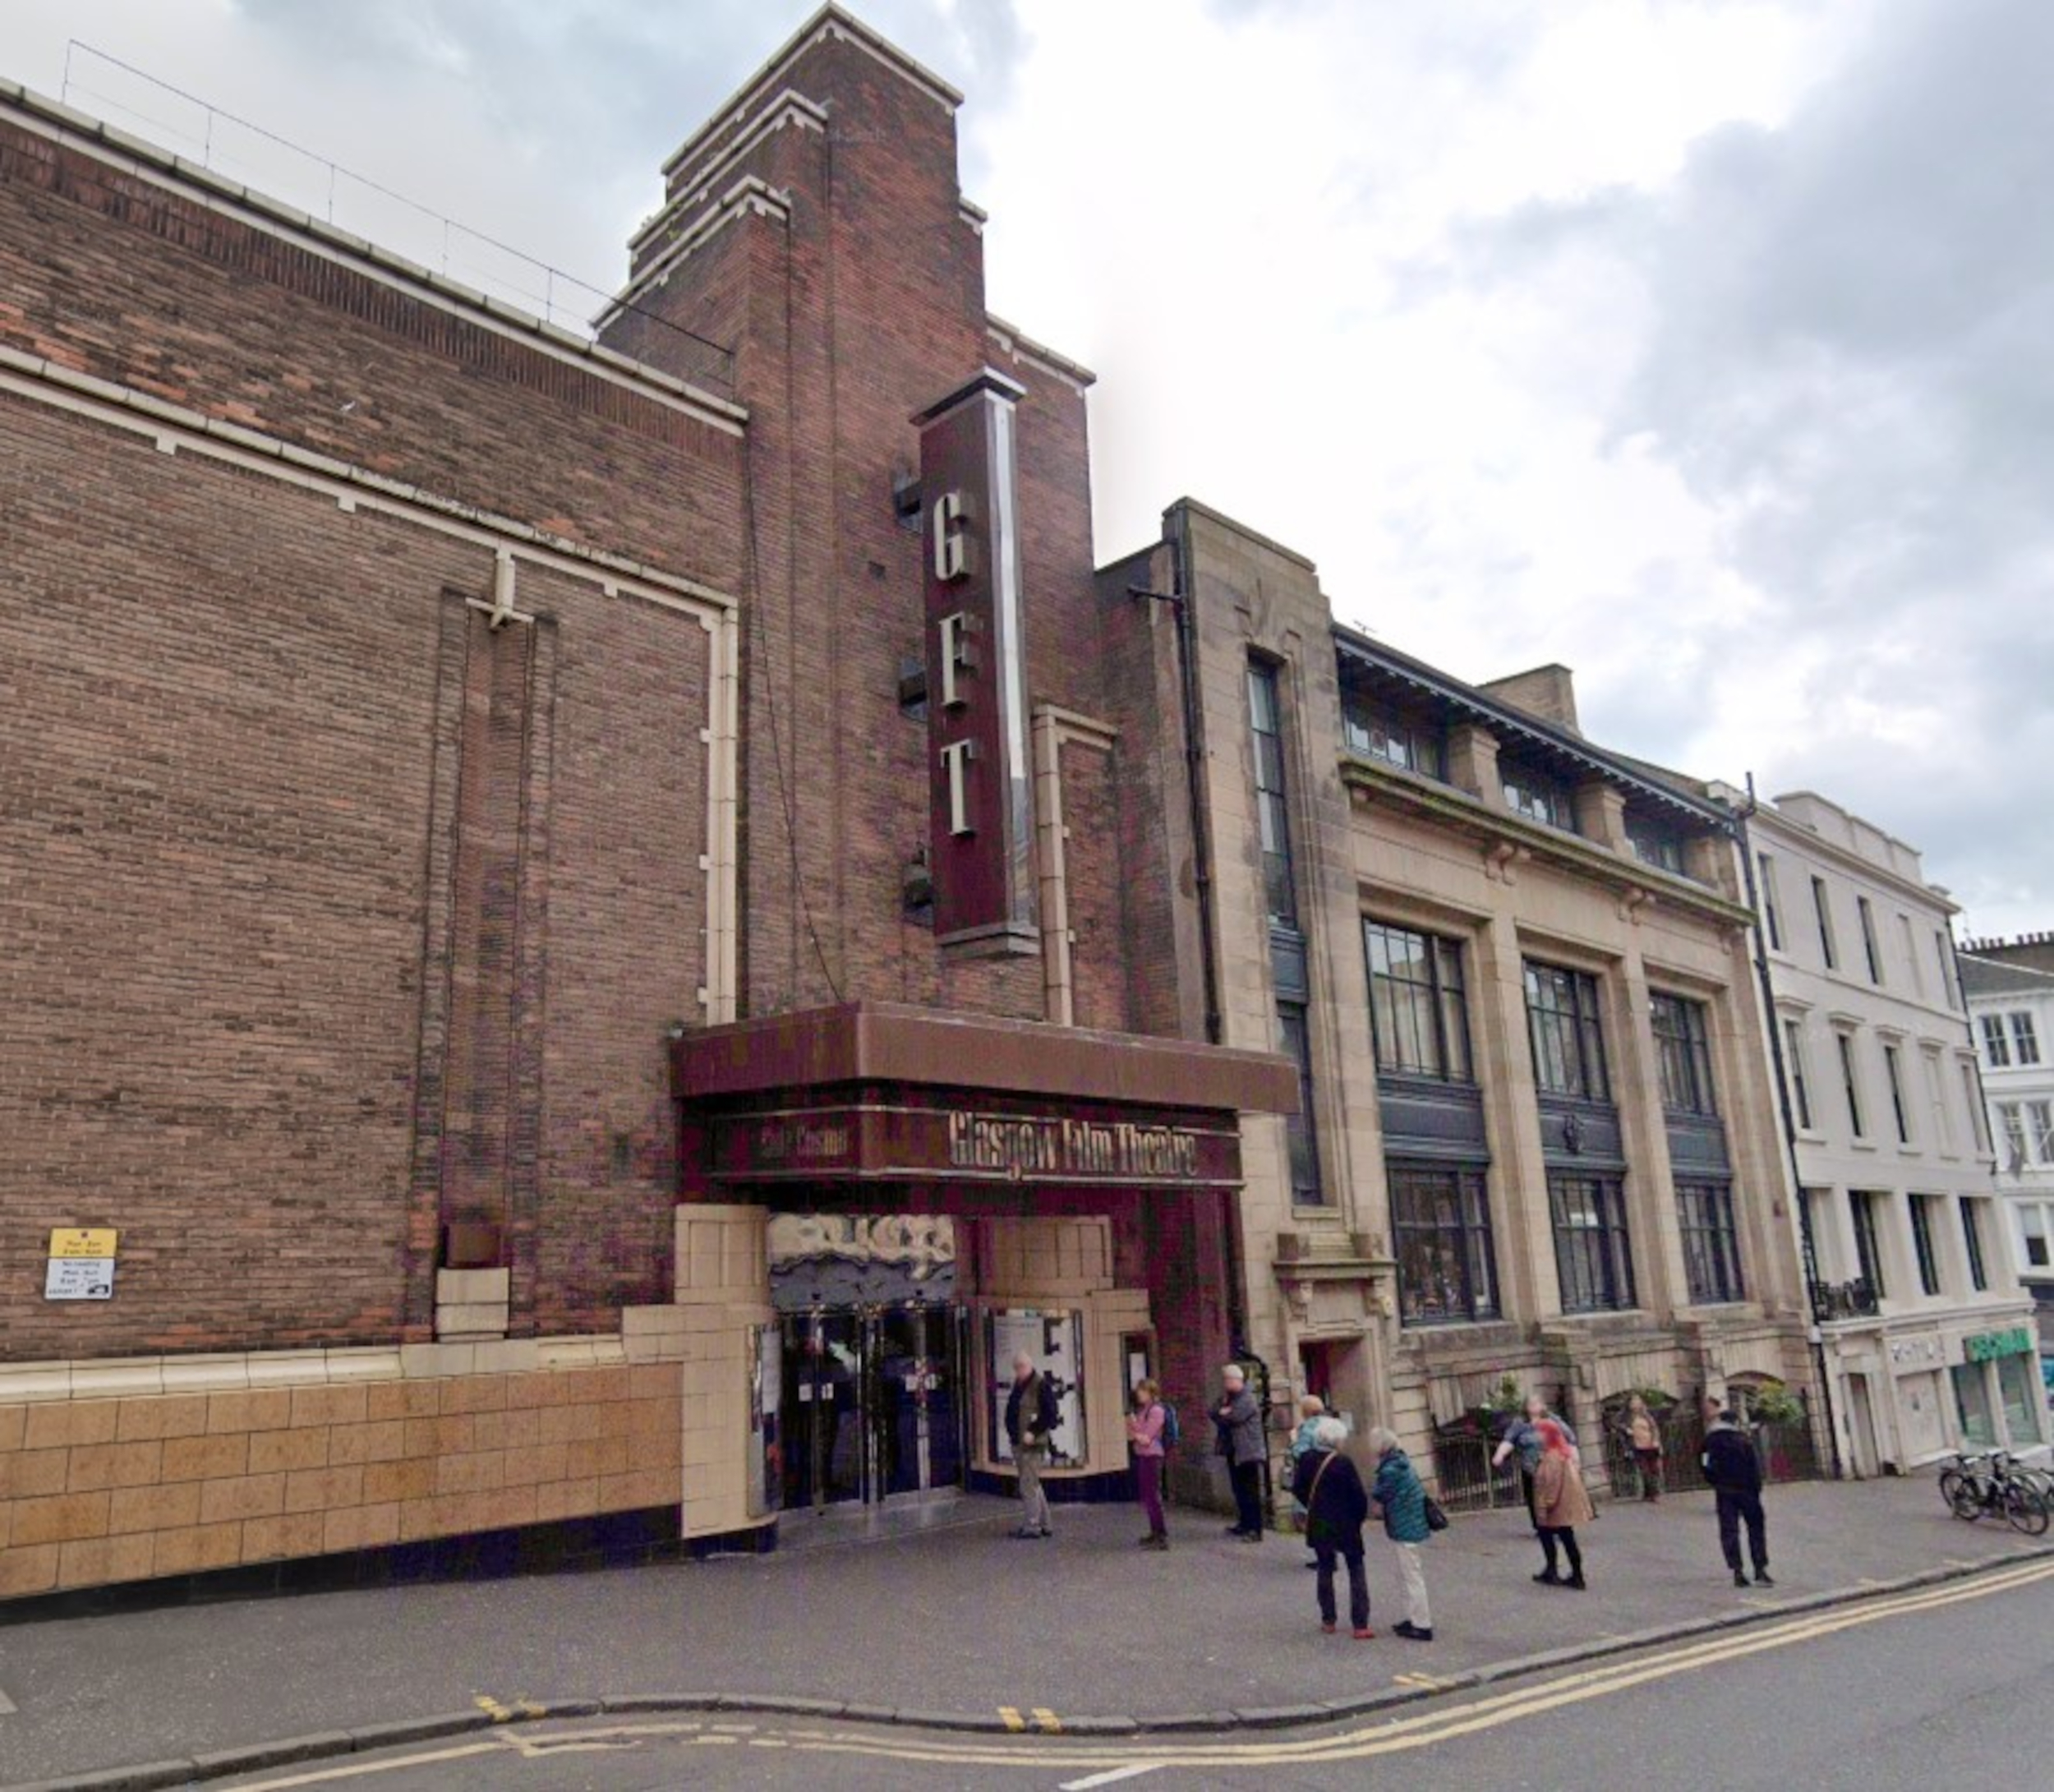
[{"x1": 941, "y1": 739, "x2": 976, "y2": 835}]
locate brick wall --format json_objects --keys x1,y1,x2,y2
[
  {"x1": 0, "y1": 94, "x2": 741, "y2": 1357},
  {"x1": 605, "y1": 37, "x2": 1128, "y2": 1030}
]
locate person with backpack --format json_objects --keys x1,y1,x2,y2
[
  {"x1": 1702, "y1": 1409, "x2": 1773, "y2": 1588},
  {"x1": 1290, "y1": 1416, "x2": 1373, "y2": 1638},
  {"x1": 1004, "y1": 1351, "x2": 1060, "y2": 1540},
  {"x1": 1127, "y1": 1377, "x2": 1172, "y2": 1549},
  {"x1": 1367, "y1": 1426, "x2": 1435, "y2": 1642}
]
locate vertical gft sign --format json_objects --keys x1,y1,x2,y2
[{"x1": 915, "y1": 368, "x2": 1039, "y2": 951}]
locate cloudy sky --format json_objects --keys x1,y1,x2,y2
[{"x1": 8, "y1": 0, "x2": 2048, "y2": 937}]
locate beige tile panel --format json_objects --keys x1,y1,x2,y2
[
  {"x1": 2, "y1": 1357, "x2": 689, "y2": 1602},
  {"x1": 1, "y1": 1449, "x2": 70, "y2": 1500},
  {"x1": 66, "y1": 1441, "x2": 164, "y2": 1492},
  {"x1": 0, "y1": 1543, "x2": 60, "y2": 1597}
]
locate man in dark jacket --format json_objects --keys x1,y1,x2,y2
[
  {"x1": 1702, "y1": 1410, "x2": 1771, "y2": 1587},
  {"x1": 1005, "y1": 1352, "x2": 1060, "y2": 1539},
  {"x1": 1214, "y1": 1364, "x2": 1266, "y2": 1541},
  {"x1": 1291, "y1": 1416, "x2": 1373, "y2": 1637}
]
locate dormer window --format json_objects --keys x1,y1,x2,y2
[
  {"x1": 1627, "y1": 820, "x2": 1687, "y2": 874},
  {"x1": 1342, "y1": 693, "x2": 1444, "y2": 781},
  {"x1": 1502, "y1": 763, "x2": 1577, "y2": 832}
]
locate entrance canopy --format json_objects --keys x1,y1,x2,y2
[{"x1": 670, "y1": 1001, "x2": 1297, "y2": 1194}]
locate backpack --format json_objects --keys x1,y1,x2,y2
[{"x1": 1159, "y1": 1400, "x2": 1181, "y2": 1449}]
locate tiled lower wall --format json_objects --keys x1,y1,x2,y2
[{"x1": 0, "y1": 1361, "x2": 682, "y2": 1601}]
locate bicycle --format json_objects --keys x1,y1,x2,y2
[{"x1": 1937, "y1": 1451, "x2": 2051, "y2": 1536}]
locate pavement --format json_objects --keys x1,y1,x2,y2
[{"x1": 0, "y1": 1472, "x2": 2047, "y2": 1788}]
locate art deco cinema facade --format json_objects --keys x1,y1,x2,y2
[{"x1": 0, "y1": 6, "x2": 1830, "y2": 1602}]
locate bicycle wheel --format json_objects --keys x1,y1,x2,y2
[
  {"x1": 1940, "y1": 1470, "x2": 1982, "y2": 1521},
  {"x1": 2001, "y1": 1483, "x2": 2050, "y2": 1537}
]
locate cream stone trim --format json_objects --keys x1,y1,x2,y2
[
  {"x1": 659, "y1": 2, "x2": 960, "y2": 179},
  {"x1": 0, "y1": 1336, "x2": 633, "y2": 1405},
  {"x1": 1342, "y1": 753, "x2": 1754, "y2": 928},
  {"x1": 602, "y1": 177, "x2": 794, "y2": 324},
  {"x1": 0, "y1": 348, "x2": 742, "y2": 1021},
  {"x1": 701, "y1": 606, "x2": 744, "y2": 1022},
  {"x1": 1032, "y1": 704, "x2": 1120, "y2": 1027},
  {"x1": 0, "y1": 348, "x2": 735, "y2": 612},
  {"x1": 632, "y1": 91, "x2": 827, "y2": 252},
  {"x1": 0, "y1": 85, "x2": 743, "y2": 433},
  {"x1": 987, "y1": 314, "x2": 1096, "y2": 395}
]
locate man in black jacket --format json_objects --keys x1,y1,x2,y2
[
  {"x1": 1702, "y1": 1410, "x2": 1772, "y2": 1588},
  {"x1": 1005, "y1": 1352, "x2": 1060, "y2": 1539}
]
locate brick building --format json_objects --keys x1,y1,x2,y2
[{"x1": 0, "y1": 5, "x2": 1301, "y2": 1603}]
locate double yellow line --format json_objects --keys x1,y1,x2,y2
[
  {"x1": 222, "y1": 1556, "x2": 2054, "y2": 1788},
  {"x1": 766, "y1": 1555, "x2": 2054, "y2": 1772}
]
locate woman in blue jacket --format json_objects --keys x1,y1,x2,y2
[{"x1": 1368, "y1": 1426, "x2": 1434, "y2": 1642}]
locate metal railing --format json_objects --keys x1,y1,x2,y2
[
  {"x1": 1810, "y1": 1278, "x2": 1881, "y2": 1321},
  {"x1": 57, "y1": 43, "x2": 735, "y2": 394},
  {"x1": 1600, "y1": 1401, "x2": 1821, "y2": 1498}
]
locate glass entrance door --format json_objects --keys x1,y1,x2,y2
[
  {"x1": 869, "y1": 1304, "x2": 964, "y2": 1500},
  {"x1": 781, "y1": 1303, "x2": 965, "y2": 1511},
  {"x1": 782, "y1": 1311, "x2": 865, "y2": 1513}
]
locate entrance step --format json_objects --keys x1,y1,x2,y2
[{"x1": 770, "y1": 1492, "x2": 1015, "y2": 1555}]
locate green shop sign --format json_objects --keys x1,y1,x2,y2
[{"x1": 1964, "y1": 1327, "x2": 2034, "y2": 1363}]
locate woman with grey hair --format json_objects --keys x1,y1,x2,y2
[
  {"x1": 1289, "y1": 1415, "x2": 1374, "y2": 1638},
  {"x1": 1367, "y1": 1426, "x2": 1435, "y2": 1642}
]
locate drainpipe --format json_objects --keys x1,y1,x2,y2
[{"x1": 1734, "y1": 776, "x2": 1845, "y2": 1480}]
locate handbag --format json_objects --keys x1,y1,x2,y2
[{"x1": 1422, "y1": 1493, "x2": 1449, "y2": 1533}]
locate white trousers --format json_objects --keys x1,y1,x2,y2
[{"x1": 1395, "y1": 1541, "x2": 1430, "y2": 1628}]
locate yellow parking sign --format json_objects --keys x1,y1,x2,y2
[{"x1": 49, "y1": 1228, "x2": 118, "y2": 1259}]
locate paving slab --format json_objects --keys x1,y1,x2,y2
[{"x1": 0, "y1": 1473, "x2": 2041, "y2": 1787}]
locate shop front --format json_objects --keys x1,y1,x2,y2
[{"x1": 667, "y1": 1002, "x2": 1296, "y2": 1543}]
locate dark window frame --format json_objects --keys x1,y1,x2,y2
[
  {"x1": 1858, "y1": 895, "x2": 1885, "y2": 986},
  {"x1": 1782, "y1": 1018, "x2": 1814, "y2": 1131},
  {"x1": 1502, "y1": 763, "x2": 1578, "y2": 833},
  {"x1": 1961, "y1": 1197, "x2": 1989, "y2": 1293},
  {"x1": 1389, "y1": 1163, "x2": 1500, "y2": 1325},
  {"x1": 1850, "y1": 1191, "x2": 1888, "y2": 1297},
  {"x1": 1365, "y1": 920, "x2": 1473, "y2": 1083},
  {"x1": 1340, "y1": 692, "x2": 1446, "y2": 781},
  {"x1": 1882, "y1": 1042, "x2": 1912, "y2": 1145},
  {"x1": 1547, "y1": 1172, "x2": 1637, "y2": 1314},
  {"x1": 1812, "y1": 875, "x2": 1838, "y2": 970},
  {"x1": 1837, "y1": 1031, "x2": 1867, "y2": 1139},
  {"x1": 1247, "y1": 659, "x2": 1299, "y2": 930},
  {"x1": 1759, "y1": 854, "x2": 1785, "y2": 951},
  {"x1": 1910, "y1": 1194, "x2": 1943, "y2": 1297},
  {"x1": 1677, "y1": 1180, "x2": 1746, "y2": 1305},
  {"x1": 1278, "y1": 1001, "x2": 1325, "y2": 1208},
  {"x1": 1524, "y1": 961, "x2": 1612, "y2": 1102},
  {"x1": 1651, "y1": 991, "x2": 1719, "y2": 1117}
]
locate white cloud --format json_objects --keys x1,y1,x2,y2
[{"x1": 2, "y1": 0, "x2": 2042, "y2": 933}]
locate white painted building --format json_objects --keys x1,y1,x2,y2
[
  {"x1": 1959, "y1": 938, "x2": 2054, "y2": 1395},
  {"x1": 1743, "y1": 794, "x2": 2041, "y2": 1473}
]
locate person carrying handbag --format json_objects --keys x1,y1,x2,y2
[
  {"x1": 1290, "y1": 1416, "x2": 1373, "y2": 1638},
  {"x1": 1367, "y1": 1426, "x2": 1436, "y2": 1642}
]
